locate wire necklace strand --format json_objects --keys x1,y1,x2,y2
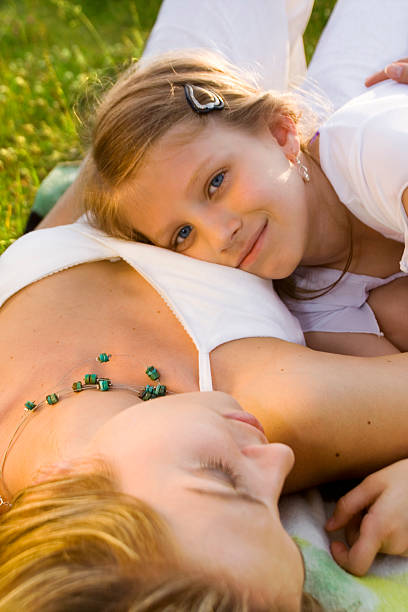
[{"x1": 0, "y1": 352, "x2": 173, "y2": 508}]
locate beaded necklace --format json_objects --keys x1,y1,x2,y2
[{"x1": 0, "y1": 352, "x2": 172, "y2": 508}]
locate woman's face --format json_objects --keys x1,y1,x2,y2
[
  {"x1": 86, "y1": 391, "x2": 304, "y2": 609},
  {"x1": 120, "y1": 119, "x2": 311, "y2": 280}
]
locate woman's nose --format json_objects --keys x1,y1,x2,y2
[{"x1": 241, "y1": 443, "x2": 295, "y2": 498}]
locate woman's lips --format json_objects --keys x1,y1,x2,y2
[
  {"x1": 224, "y1": 411, "x2": 268, "y2": 442},
  {"x1": 238, "y1": 221, "x2": 268, "y2": 270}
]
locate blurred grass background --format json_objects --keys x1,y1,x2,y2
[{"x1": 0, "y1": 0, "x2": 336, "y2": 253}]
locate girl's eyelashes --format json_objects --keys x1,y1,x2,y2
[
  {"x1": 200, "y1": 457, "x2": 243, "y2": 490},
  {"x1": 173, "y1": 224, "x2": 194, "y2": 249},
  {"x1": 171, "y1": 169, "x2": 227, "y2": 249},
  {"x1": 207, "y1": 170, "x2": 226, "y2": 197}
]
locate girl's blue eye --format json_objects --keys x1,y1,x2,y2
[
  {"x1": 175, "y1": 224, "x2": 193, "y2": 246},
  {"x1": 208, "y1": 171, "x2": 225, "y2": 196}
]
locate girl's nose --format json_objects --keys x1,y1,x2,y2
[{"x1": 200, "y1": 208, "x2": 242, "y2": 252}]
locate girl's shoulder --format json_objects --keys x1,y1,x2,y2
[
  {"x1": 318, "y1": 80, "x2": 408, "y2": 248},
  {"x1": 321, "y1": 80, "x2": 408, "y2": 131}
]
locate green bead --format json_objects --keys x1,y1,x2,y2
[
  {"x1": 97, "y1": 353, "x2": 111, "y2": 363},
  {"x1": 46, "y1": 393, "x2": 59, "y2": 405},
  {"x1": 72, "y1": 381, "x2": 83, "y2": 392},
  {"x1": 84, "y1": 374, "x2": 98, "y2": 385},
  {"x1": 98, "y1": 378, "x2": 111, "y2": 391},
  {"x1": 154, "y1": 384, "x2": 166, "y2": 397},
  {"x1": 145, "y1": 366, "x2": 160, "y2": 381},
  {"x1": 24, "y1": 401, "x2": 36, "y2": 411},
  {"x1": 140, "y1": 384, "x2": 154, "y2": 401}
]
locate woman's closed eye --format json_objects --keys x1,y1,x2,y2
[{"x1": 200, "y1": 457, "x2": 243, "y2": 490}]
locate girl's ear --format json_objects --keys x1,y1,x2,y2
[{"x1": 269, "y1": 115, "x2": 300, "y2": 163}]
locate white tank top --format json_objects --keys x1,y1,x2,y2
[{"x1": 0, "y1": 220, "x2": 304, "y2": 390}]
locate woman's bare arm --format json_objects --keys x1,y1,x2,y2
[
  {"x1": 211, "y1": 337, "x2": 408, "y2": 491},
  {"x1": 36, "y1": 156, "x2": 88, "y2": 229},
  {"x1": 304, "y1": 331, "x2": 400, "y2": 357}
]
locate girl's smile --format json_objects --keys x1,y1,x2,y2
[
  {"x1": 120, "y1": 118, "x2": 313, "y2": 279},
  {"x1": 237, "y1": 219, "x2": 269, "y2": 269}
]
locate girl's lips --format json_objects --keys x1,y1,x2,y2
[
  {"x1": 224, "y1": 411, "x2": 267, "y2": 442},
  {"x1": 238, "y1": 221, "x2": 268, "y2": 270}
]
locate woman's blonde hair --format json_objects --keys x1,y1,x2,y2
[
  {"x1": 0, "y1": 471, "x2": 325, "y2": 611},
  {"x1": 83, "y1": 50, "x2": 317, "y2": 240},
  {"x1": 0, "y1": 472, "x2": 251, "y2": 611}
]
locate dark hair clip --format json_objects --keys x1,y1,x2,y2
[{"x1": 184, "y1": 84, "x2": 225, "y2": 114}]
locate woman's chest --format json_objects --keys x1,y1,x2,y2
[{"x1": 0, "y1": 261, "x2": 199, "y2": 418}]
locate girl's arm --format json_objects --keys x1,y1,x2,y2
[{"x1": 211, "y1": 337, "x2": 408, "y2": 491}]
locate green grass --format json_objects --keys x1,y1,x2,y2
[
  {"x1": 0, "y1": 0, "x2": 335, "y2": 253},
  {"x1": 304, "y1": 0, "x2": 337, "y2": 64}
]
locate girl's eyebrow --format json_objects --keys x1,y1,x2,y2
[
  {"x1": 186, "y1": 486, "x2": 267, "y2": 508},
  {"x1": 186, "y1": 155, "x2": 213, "y2": 195},
  {"x1": 154, "y1": 220, "x2": 179, "y2": 247}
]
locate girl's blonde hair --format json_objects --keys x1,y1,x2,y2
[{"x1": 83, "y1": 50, "x2": 317, "y2": 240}]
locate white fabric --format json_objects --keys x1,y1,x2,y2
[
  {"x1": 282, "y1": 80, "x2": 408, "y2": 335},
  {"x1": 319, "y1": 80, "x2": 408, "y2": 272},
  {"x1": 143, "y1": 0, "x2": 313, "y2": 90},
  {"x1": 303, "y1": 0, "x2": 408, "y2": 112},
  {"x1": 282, "y1": 267, "x2": 407, "y2": 335},
  {"x1": 0, "y1": 220, "x2": 304, "y2": 391}
]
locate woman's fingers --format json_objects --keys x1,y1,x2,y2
[
  {"x1": 326, "y1": 477, "x2": 384, "y2": 575},
  {"x1": 328, "y1": 461, "x2": 408, "y2": 574},
  {"x1": 344, "y1": 511, "x2": 364, "y2": 547},
  {"x1": 330, "y1": 511, "x2": 383, "y2": 576},
  {"x1": 326, "y1": 477, "x2": 381, "y2": 531},
  {"x1": 365, "y1": 58, "x2": 408, "y2": 86}
]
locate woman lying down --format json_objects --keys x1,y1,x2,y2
[
  {"x1": 2, "y1": 0, "x2": 408, "y2": 610},
  {"x1": 0, "y1": 387, "x2": 407, "y2": 612}
]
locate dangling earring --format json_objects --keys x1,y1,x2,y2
[{"x1": 296, "y1": 156, "x2": 310, "y2": 183}]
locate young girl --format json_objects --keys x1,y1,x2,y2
[
  {"x1": 5, "y1": 0, "x2": 408, "y2": 602},
  {"x1": 81, "y1": 47, "x2": 408, "y2": 358}
]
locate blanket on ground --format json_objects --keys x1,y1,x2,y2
[{"x1": 281, "y1": 488, "x2": 408, "y2": 611}]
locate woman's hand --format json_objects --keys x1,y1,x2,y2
[
  {"x1": 325, "y1": 459, "x2": 408, "y2": 576},
  {"x1": 366, "y1": 59, "x2": 408, "y2": 87}
]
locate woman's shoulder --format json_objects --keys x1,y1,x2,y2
[{"x1": 0, "y1": 221, "x2": 119, "y2": 309}]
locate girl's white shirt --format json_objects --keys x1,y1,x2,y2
[
  {"x1": 0, "y1": 219, "x2": 304, "y2": 391},
  {"x1": 280, "y1": 81, "x2": 408, "y2": 336},
  {"x1": 319, "y1": 80, "x2": 408, "y2": 272}
]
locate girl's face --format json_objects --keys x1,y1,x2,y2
[
  {"x1": 86, "y1": 391, "x2": 304, "y2": 609},
  {"x1": 121, "y1": 119, "x2": 311, "y2": 279}
]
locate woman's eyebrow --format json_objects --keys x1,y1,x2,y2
[{"x1": 186, "y1": 486, "x2": 267, "y2": 508}]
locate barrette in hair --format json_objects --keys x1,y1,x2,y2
[{"x1": 184, "y1": 84, "x2": 225, "y2": 114}]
